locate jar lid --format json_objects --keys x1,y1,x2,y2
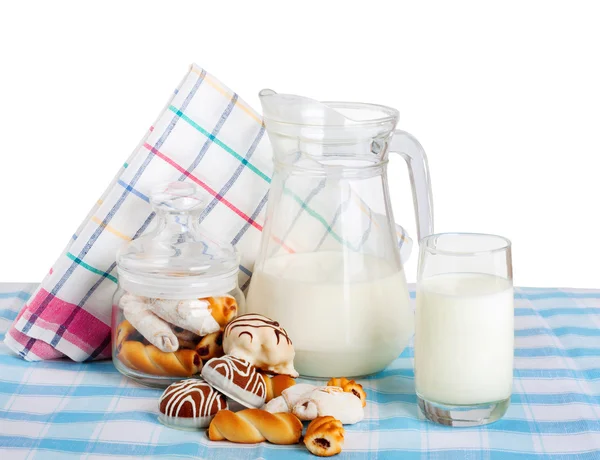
[{"x1": 116, "y1": 182, "x2": 239, "y2": 298}]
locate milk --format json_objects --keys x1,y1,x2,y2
[
  {"x1": 246, "y1": 252, "x2": 414, "y2": 377},
  {"x1": 415, "y1": 273, "x2": 514, "y2": 405}
]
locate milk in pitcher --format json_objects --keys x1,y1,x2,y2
[{"x1": 246, "y1": 251, "x2": 414, "y2": 377}]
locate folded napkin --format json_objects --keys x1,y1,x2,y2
[{"x1": 5, "y1": 64, "x2": 412, "y2": 362}]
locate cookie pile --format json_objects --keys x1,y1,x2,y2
[
  {"x1": 156, "y1": 312, "x2": 368, "y2": 457},
  {"x1": 114, "y1": 294, "x2": 237, "y2": 377}
]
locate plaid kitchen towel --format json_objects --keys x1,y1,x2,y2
[
  {"x1": 4, "y1": 64, "x2": 412, "y2": 362},
  {"x1": 1, "y1": 284, "x2": 600, "y2": 459}
]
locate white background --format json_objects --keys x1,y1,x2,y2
[{"x1": 0, "y1": 0, "x2": 598, "y2": 287}]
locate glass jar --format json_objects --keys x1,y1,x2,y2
[{"x1": 112, "y1": 182, "x2": 244, "y2": 388}]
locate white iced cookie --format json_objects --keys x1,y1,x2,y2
[
  {"x1": 263, "y1": 395, "x2": 289, "y2": 413},
  {"x1": 223, "y1": 314, "x2": 298, "y2": 377},
  {"x1": 262, "y1": 384, "x2": 317, "y2": 413},
  {"x1": 282, "y1": 384, "x2": 316, "y2": 407},
  {"x1": 120, "y1": 294, "x2": 179, "y2": 352},
  {"x1": 147, "y1": 298, "x2": 220, "y2": 336},
  {"x1": 292, "y1": 387, "x2": 364, "y2": 425}
]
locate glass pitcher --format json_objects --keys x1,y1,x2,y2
[{"x1": 246, "y1": 90, "x2": 433, "y2": 378}]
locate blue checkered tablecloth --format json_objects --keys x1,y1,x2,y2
[{"x1": 1, "y1": 283, "x2": 599, "y2": 459}]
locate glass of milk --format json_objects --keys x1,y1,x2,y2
[{"x1": 415, "y1": 233, "x2": 514, "y2": 426}]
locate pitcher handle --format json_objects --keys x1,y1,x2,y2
[{"x1": 390, "y1": 130, "x2": 434, "y2": 241}]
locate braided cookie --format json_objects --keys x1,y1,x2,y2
[
  {"x1": 208, "y1": 409, "x2": 302, "y2": 444},
  {"x1": 327, "y1": 377, "x2": 367, "y2": 407},
  {"x1": 117, "y1": 341, "x2": 202, "y2": 377},
  {"x1": 304, "y1": 416, "x2": 344, "y2": 457}
]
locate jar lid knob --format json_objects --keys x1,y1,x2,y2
[{"x1": 150, "y1": 182, "x2": 204, "y2": 213}]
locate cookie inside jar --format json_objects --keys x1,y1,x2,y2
[{"x1": 111, "y1": 182, "x2": 245, "y2": 388}]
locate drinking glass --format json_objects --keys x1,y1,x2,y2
[{"x1": 415, "y1": 233, "x2": 514, "y2": 426}]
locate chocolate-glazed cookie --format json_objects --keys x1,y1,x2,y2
[
  {"x1": 223, "y1": 314, "x2": 298, "y2": 377},
  {"x1": 158, "y1": 379, "x2": 227, "y2": 430},
  {"x1": 201, "y1": 356, "x2": 266, "y2": 408}
]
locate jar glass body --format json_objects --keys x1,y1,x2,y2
[
  {"x1": 111, "y1": 181, "x2": 245, "y2": 388},
  {"x1": 111, "y1": 284, "x2": 244, "y2": 388}
]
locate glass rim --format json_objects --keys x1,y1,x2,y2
[{"x1": 420, "y1": 232, "x2": 512, "y2": 257}]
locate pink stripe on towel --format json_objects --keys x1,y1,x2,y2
[{"x1": 11, "y1": 288, "x2": 112, "y2": 361}]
